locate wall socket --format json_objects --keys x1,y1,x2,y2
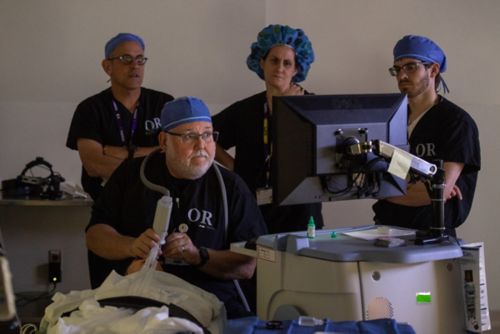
[{"x1": 48, "y1": 249, "x2": 62, "y2": 284}]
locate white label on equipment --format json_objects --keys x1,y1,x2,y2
[{"x1": 257, "y1": 247, "x2": 276, "y2": 262}]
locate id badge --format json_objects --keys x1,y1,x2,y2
[{"x1": 256, "y1": 187, "x2": 273, "y2": 205}]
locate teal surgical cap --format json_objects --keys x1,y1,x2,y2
[{"x1": 246, "y1": 24, "x2": 315, "y2": 83}]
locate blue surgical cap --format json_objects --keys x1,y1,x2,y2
[
  {"x1": 393, "y1": 35, "x2": 447, "y2": 73},
  {"x1": 161, "y1": 97, "x2": 212, "y2": 132},
  {"x1": 246, "y1": 24, "x2": 315, "y2": 83},
  {"x1": 105, "y1": 33, "x2": 145, "y2": 58}
]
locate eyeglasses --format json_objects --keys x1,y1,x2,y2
[
  {"x1": 107, "y1": 54, "x2": 148, "y2": 65},
  {"x1": 388, "y1": 61, "x2": 430, "y2": 76},
  {"x1": 166, "y1": 131, "x2": 219, "y2": 144}
]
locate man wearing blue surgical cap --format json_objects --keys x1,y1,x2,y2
[
  {"x1": 373, "y1": 35, "x2": 481, "y2": 237},
  {"x1": 86, "y1": 97, "x2": 267, "y2": 318},
  {"x1": 66, "y1": 33, "x2": 174, "y2": 204}
]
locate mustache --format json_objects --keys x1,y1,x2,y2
[{"x1": 190, "y1": 150, "x2": 209, "y2": 159}]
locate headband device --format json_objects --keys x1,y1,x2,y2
[{"x1": 1, "y1": 157, "x2": 64, "y2": 200}]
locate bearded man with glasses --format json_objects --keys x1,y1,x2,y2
[
  {"x1": 86, "y1": 97, "x2": 267, "y2": 318},
  {"x1": 373, "y1": 35, "x2": 481, "y2": 237},
  {"x1": 66, "y1": 33, "x2": 174, "y2": 203}
]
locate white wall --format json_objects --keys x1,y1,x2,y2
[{"x1": 1, "y1": 0, "x2": 499, "y2": 311}]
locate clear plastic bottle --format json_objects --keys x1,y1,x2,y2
[{"x1": 307, "y1": 216, "x2": 316, "y2": 239}]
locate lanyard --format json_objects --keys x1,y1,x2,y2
[
  {"x1": 112, "y1": 99, "x2": 138, "y2": 147},
  {"x1": 263, "y1": 103, "x2": 272, "y2": 188}
]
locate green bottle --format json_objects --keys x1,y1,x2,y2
[{"x1": 307, "y1": 216, "x2": 316, "y2": 239}]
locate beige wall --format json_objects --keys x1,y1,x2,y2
[{"x1": 1, "y1": 0, "x2": 499, "y2": 311}]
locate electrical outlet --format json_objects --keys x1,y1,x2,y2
[{"x1": 48, "y1": 249, "x2": 61, "y2": 284}]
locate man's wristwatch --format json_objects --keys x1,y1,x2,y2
[{"x1": 195, "y1": 247, "x2": 209, "y2": 268}]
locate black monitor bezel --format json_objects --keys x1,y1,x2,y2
[{"x1": 272, "y1": 93, "x2": 408, "y2": 205}]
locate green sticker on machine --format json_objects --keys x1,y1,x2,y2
[{"x1": 416, "y1": 292, "x2": 432, "y2": 304}]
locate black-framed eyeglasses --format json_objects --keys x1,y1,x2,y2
[
  {"x1": 166, "y1": 131, "x2": 219, "y2": 144},
  {"x1": 107, "y1": 54, "x2": 148, "y2": 65},
  {"x1": 388, "y1": 61, "x2": 430, "y2": 76}
]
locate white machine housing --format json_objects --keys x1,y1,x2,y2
[{"x1": 255, "y1": 227, "x2": 466, "y2": 334}]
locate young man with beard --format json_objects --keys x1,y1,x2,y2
[
  {"x1": 86, "y1": 97, "x2": 267, "y2": 318},
  {"x1": 372, "y1": 35, "x2": 481, "y2": 237}
]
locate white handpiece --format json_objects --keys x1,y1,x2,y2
[
  {"x1": 144, "y1": 195, "x2": 173, "y2": 269},
  {"x1": 0, "y1": 257, "x2": 16, "y2": 321},
  {"x1": 153, "y1": 195, "x2": 173, "y2": 239}
]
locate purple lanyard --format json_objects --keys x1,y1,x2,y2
[
  {"x1": 263, "y1": 103, "x2": 272, "y2": 188},
  {"x1": 112, "y1": 100, "x2": 138, "y2": 147}
]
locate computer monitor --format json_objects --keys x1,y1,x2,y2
[{"x1": 272, "y1": 93, "x2": 408, "y2": 205}]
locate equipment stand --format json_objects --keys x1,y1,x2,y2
[{"x1": 415, "y1": 160, "x2": 448, "y2": 245}]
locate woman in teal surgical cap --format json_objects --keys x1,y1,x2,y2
[
  {"x1": 212, "y1": 24, "x2": 323, "y2": 235},
  {"x1": 212, "y1": 24, "x2": 322, "y2": 313}
]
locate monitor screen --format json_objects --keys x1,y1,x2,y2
[{"x1": 272, "y1": 93, "x2": 408, "y2": 205}]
